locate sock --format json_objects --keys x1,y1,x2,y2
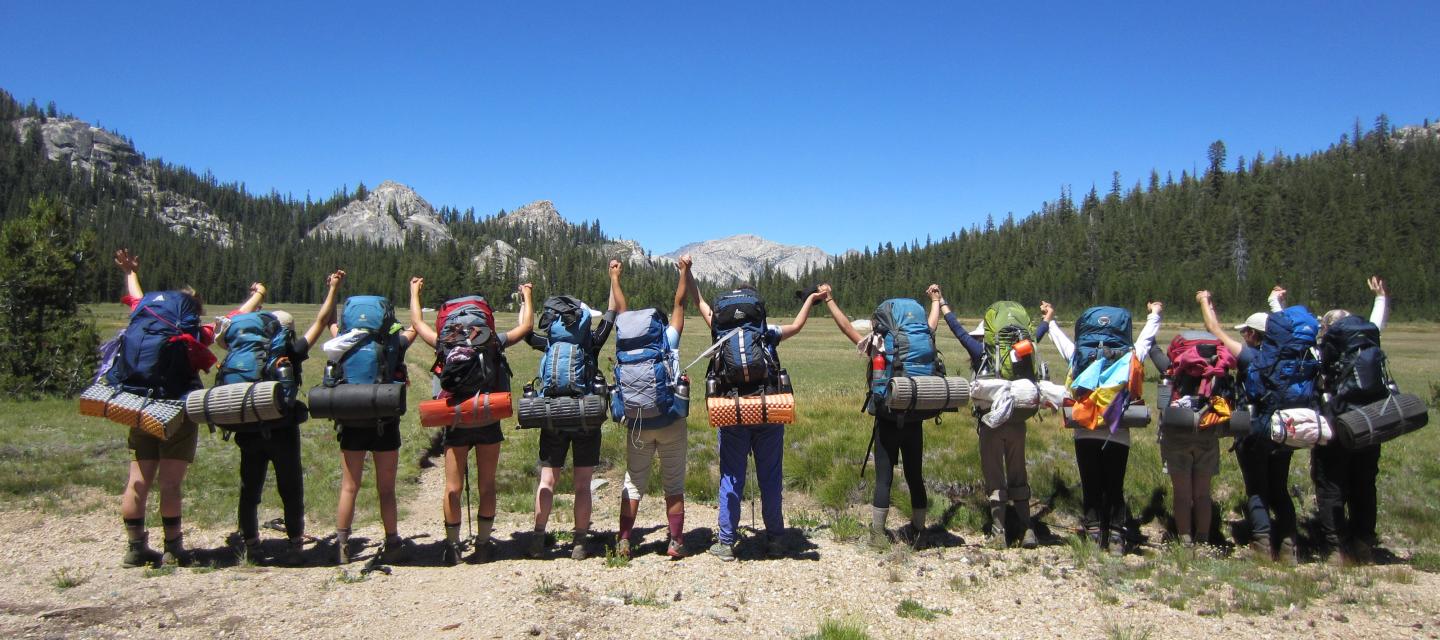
[
  {"x1": 573, "y1": 526, "x2": 588, "y2": 543},
  {"x1": 477, "y1": 516, "x2": 494, "y2": 543},
  {"x1": 335, "y1": 528, "x2": 351, "y2": 546},
  {"x1": 667, "y1": 512, "x2": 684, "y2": 541},
  {"x1": 619, "y1": 512, "x2": 636, "y2": 541},
  {"x1": 445, "y1": 522, "x2": 461, "y2": 545},
  {"x1": 871, "y1": 506, "x2": 888, "y2": 531},
  {"x1": 385, "y1": 532, "x2": 401, "y2": 545},
  {"x1": 124, "y1": 517, "x2": 146, "y2": 543},
  {"x1": 910, "y1": 507, "x2": 926, "y2": 530},
  {"x1": 161, "y1": 516, "x2": 182, "y2": 543}
]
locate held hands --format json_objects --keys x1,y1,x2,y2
[
  {"x1": 1148, "y1": 300, "x2": 1164, "y2": 315},
  {"x1": 1039, "y1": 301, "x2": 1054, "y2": 323},
  {"x1": 113, "y1": 249, "x2": 139, "y2": 274},
  {"x1": 678, "y1": 254, "x2": 692, "y2": 272},
  {"x1": 1368, "y1": 275, "x2": 1388, "y2": 297},
  {"x1": 410, "y1": 277, "x2": 424, "y2": 294},
  {"x1": 817, "y1": 283, "x2": 833, "y2": 303},
  {"x1": 609, "y1": 260, "x2": 623, "y2": 278},
  {"x1": 249, "y1": 282, "x2": 267, "y2": 298},
  {"x1": 1195, "y1": 290, "x2": 1213, "y2": 307},
  {"x1": 518, "y1": 282, "x2": 533, "y2": 298},
  {"x1": 326, "y1": 270, "x2": 346, "y2": 289},
  {"x1": 926, "y1": 284, "x2": 943, "y2": 302}
]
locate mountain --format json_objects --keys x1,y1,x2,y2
[
  {"x1": 306, "y1": 180, "x2": 451, "y2": 248},
  {"x1": 497, "y1": 200, "x2": 567, "y2": 231},
  {"x1": 662, "y1": 234, "x2": 831, "y2": 283}
]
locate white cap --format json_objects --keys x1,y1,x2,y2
[
  {"x1": 270, "y1": 310, "x2": 295, "y2": 330},
  {"x1": 968, "y1": 320, "x2": 986, "y2": 337},
  {"x1": 1234, "y1": 312, "x2": 1267, "y2": 333}
]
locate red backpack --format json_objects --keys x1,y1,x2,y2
[{"x1": 431, "y1": 295, "x2": 505, "y2": 398}]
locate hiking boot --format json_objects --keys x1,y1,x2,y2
[
  {"x1": 868, "y1": 524, "x2": 891, "y2": 549},
  {"x1": 1350, "y1": 539, "x2": 1375, "y2": 565},
  {"x1": 162, "y1": 537, "x2": 192, "y2": 567},
  {"x1": 527, "y1": 532, "x2": 548, "y2": 559},
  {"x1": 1020, "y1": 528, "x2": 1039, "y2": 550},
  {"x1": 239, "y1": 537, "x2": 263, "y2": 565},
  {"x1": 122, "y1": 537, "x2": 157, "y2": 568},
  {"x1": 379, "y1": 536, "x2": 410, "y2": 564},
  {"x1": 986, "y1": 528, "x2": 1007, "y2": 550},
  {"x1": 570, "y1": 540, "x2": 589, "y2": 561},
  {"x1": 666, "y1": 537, "x2": 687, "y2": 559},
  {"x1": 709, "y1": 541, "x2": 735, "y2": 562},
  {"x1": 281, "y1": 539, "x2": 305, "y2": 567},
  {"x1": 897, "y1": 524, "x2": 928, "y2": 550},
  {"x1": 615, "y1": 538, "x2": 632, "y2": 559},
  {"x1": 467, "y1": 539, "x2": 495, "y2": 564},
  {"x1": 336, "y1": 540, "x2": 351, "y2": 565},
  {"x1": 1106, "y1": 531, "x2": 1127, "y2": 556},
  {"x1": 1277, "y1": 536, "x2": 1298, "y2": 565},
  {"x1": 441, "y1": 540, "x2": 462, "y2": 567},
  {"x1": 1241, "y1": 535, "x2": 1271, "y2": 562}
]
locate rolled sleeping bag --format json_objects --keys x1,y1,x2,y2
[
  {"x1": 516, "y1": 394, "x2": 608, "y2": 430},
  {"x1": 184, "y1": 382, "x2": 285, "y2": 426},
  {"x1": 78, "y1": 383, "x2": 186, "y2": 440},
  {"x1": 308, "y1": 384, "x2": 407, "y2": 421},
  {"x1": 420, "y1": 392, "x2": 513, "y2": 428},
  {"x1": 708, "y1": 393, "x2": 795, "y2": 427},
  {"x1": 1220, "y1": 407, "x2": 1251, "y2": 438},
  {"x1": 1335, "y1": 393, "x2": 1429, "y2": 449},
  {"x1": 1062, "y1": 403, "x2": 1151, "y2": 429},
  {"x1": 884, "y1": 376, "x2": 970, "y2": 412}
]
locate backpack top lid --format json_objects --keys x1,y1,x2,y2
[
  {"x1": 1264, "y1": 305, "x2": 1319, "y2": 354},
  {"x1": 437, "y1": 295, "x2": 494, "y2": 334},
  {"x1": 538, "y1": 295, "x2": 590, "y2": 345},
  {"x1": 1319, "y1": 314, "x2": 1380, "y2": 360},
  {"x1": 713, "y1": 289, "x2": 767, "y2": 334},
  {"x1": 615, "y1": 308, "x2": 669, "y2": 355},
  {"x1": 1070, "y1": 306, "x2": 1133, "y2": 373},
  {"x1": 341, "y1": 295, "x2": 395, "y2": 333},
  {"x1": 222, "y1": 311, "x2": 284, "y2": 347},
  {"x1": 133, "y1": 290, "x2": 202, "y2": 336},
  {"x1": 872, "y1": 298, "x2": 927, "y2": 336},
  {"x1": 983, "y1": 301, "x2": 1032, "y2": 347}
]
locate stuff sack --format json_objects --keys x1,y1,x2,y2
[
  {"x1": 980, "y1": 301, "x2": 1038, "y2": 381},
  {"x1": 536, "y1": 295, "x2": 594, "y2": 398},
  {"x1": 105, "y1": 291, "x2": 203, "y2": 399},
  {"x1": 611, "y1": 308, "x2": 684, "y2": 426},
  {"x1": 1269, "y1": 407, "x2": 1332, "y2": 448}
]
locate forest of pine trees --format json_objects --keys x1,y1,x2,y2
[{"x1": 2, "y1": 87, "x2": 1436, "y2": 320}]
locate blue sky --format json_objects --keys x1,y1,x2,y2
[{"x1": 2, "y1": 1, "x2": 1436, "y2": 254}]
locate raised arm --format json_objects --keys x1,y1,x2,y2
[
  {"x1": 926, "y1": 287, "x2": 941, "y2": 333},
  {"x1": 1042, "y1": 301, "x2": 1076, "y2": 363},
  {"x1": 688, "y1": 273, "x2": 713, "y2": 329},
  {"x1": 670, "y1": 255, "x2": 691, "y2": 333},
  {"x1": 409, "y1": 277, "x2": 438, "y2": 347},
  {"x1": 778, "y1": 289, "x2": 824, "y2": 341},
  {"x1": 820, "y1": 284, "x2": 864, "y2": 345},
  {"x1": 1267, "y1": 285, "x2": 1286, "y2": 313},
  {"x1": 1367, "y1": 275, "x2": 1389, "y2": 332},
  {"x1": 235, "y1": 282, "x2": 267, "y2": 315},
  {"x1": 1197, "y1": 290, "x2": 1246, "y2": 357},
  {"x1": 932, "y1": 284, "x2": 985, "y2": 362},
  {"x1": 503, "y1": 283, "x2": 535, "y2": 346},
  {"x1": 1134, "y1": 301, "x2": 1163, "y2": 362},
  {"x1": 305, "y1": 270, "x2": 345, "y2": 347},
  {"x1": 114, "y1": 249, "x2": 144, "y2": 299},
  {"x1": 608, "y1": 259, "x2": 627, "y2": 314}
]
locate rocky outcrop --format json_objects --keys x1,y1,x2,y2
[
  {"x1": 662, "y1": 234, "x2": 831, "y2": 283},
  {"x1": 498, "y1": 200, "x2": 566, "y2": 231},
  {"x1": 307, "y1": 180, "x2": 452, "y2": 248},
  {"x1": 600, "y1": 239, "x2": 651, "y2": 266},
  {"x1": 473, "y1": 238, "x2": 537, "y2": 280},
  {"x1": 13, "y1": 117, "x2": 234, "y2": 246}
]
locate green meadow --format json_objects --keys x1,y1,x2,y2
[{"x1": 2, "y1": 300, "x2": 1437, "y2": 560}]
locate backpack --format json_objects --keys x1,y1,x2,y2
[
  {"x1": 1164, "y1": 331, "x2": 1237, "y2": 399},
  {"x1": 218, "y1": 311, "x2": 300, "y2": 404},
  {"x1": 105, "y1": 291, "x2": 203, "y2": 399},
  {"x1": 867, "y1": 298, "x2": 943, "y2": 416},
  {"x1": 1070, "y1": 306, "x2": 1133, "y2": 375},
  {"x1": 979, "y1": 301, "x2": 1037, "y2": 381},
  {"x1": 1244, "y1": 305, "x2": 1321, "y2": 424},
  {"x1": 611, "y1": 308, "x2": 680, "y2": 425},
  {"x1": 1319, "y1": 314, "x2": 1391, "y2": 414},
  {"x1": 328, "y1": 295, "x2": 407, "y2": 387},
  {"x1": 537, "y1": 295, "x2": 594, "y2": 397},
  {"x1": 431, "y1": 295, "x2": 505, "y2": 398},
  {"x1": 710, "y1": 289, "x2": 777, "y2": 392}
]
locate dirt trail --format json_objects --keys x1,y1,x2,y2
[{"x1": 1, "y1": 464, "x2": 1437, "y2": 640}]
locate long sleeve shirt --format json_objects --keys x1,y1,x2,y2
[
  {"x1": 942, "y1": 311, "x2": 1050, "y2": 372},
  {"x1": 1267, "y1": 294, "x2": 1387, "y2": 332},
  {"x1": 1046, "y1": 311, "x2": 1162, "y2": 446}
]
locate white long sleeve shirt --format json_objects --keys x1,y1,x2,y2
[
  {"x1": 1267, "y1": 293, "x2": 1387, "y2": 332},
  {"x1": 1046, "y1": 311, "x2": 1162, "y2": 446}
]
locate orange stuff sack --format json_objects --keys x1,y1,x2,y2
[
  {"x1": 707, "y1": 393, "x2": 795, "y2": 427},
  {"x1": 420, "y1": 392, "x2": 513, "y2": 428}
]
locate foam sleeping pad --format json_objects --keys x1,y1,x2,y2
[
  {"x1": 707, "y1": 393, "x2": 795, "y2": 427},
  {"x1": 307, "y1": 384, "x2": 407, "y2": 421},
  {"x1": 517, "y1": 394, "x2": 609, "y2": 430},
  {"x1": 884, "y1": 376, "x2": 970, "y2": 412},
  {"x1": 1335, "y1": 393, "x2": 1429, "y2": 449},
  {"x1": 1063, "y1": 404, "x2": 1151, "y2": 429},
  {"x1": 78, "y1": 383, "x2": 186, "y2": 439},
  {"x1": 420, "y1": 392, "x2": 513, "y2": 428},
  {"x1": 184, "y1": 382, "x2": 285, "y2": 426}
]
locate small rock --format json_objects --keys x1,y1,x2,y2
[
  {"x1": 528, "y1": 625, "x2": 542, "y2": 636},
  {"x1": 1332, "y1": 613, "x2": 1349, "y2": 623},
  {"x1": 441, "y1": 623, "x2": 460, "y2": 631},
  {"x1": 673, "y1": 591, "x2": 682, "y2": 602}
]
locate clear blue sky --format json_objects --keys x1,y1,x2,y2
[{"x1": 3, "y1": 1, "x2": 1436, "y2": 255}]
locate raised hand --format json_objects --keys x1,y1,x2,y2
[
  {"x1": 250, "y1": 282, "x2": 267, "y2": 297},
  {"x1": 410, "y1": 277, "x2": 424, "y2": 293},
  {"x1": 1148, "y1": 300, "x2": 1164, "y2": 315},
  {"x1": 1195, "y1": 290, "x2": 1212, "y2": 306},
  {"x1": 113, "y1": 249, "x2": 139, "y2": 274},
  {"x1": 1039, "y1": 301, "x2": 1054, "y2": 323},
  {"x1": 518, "y1": 282, "x2": 533, "y2": 297},
  {"x1": 817, "y1": 283, "x2": 833, "y2": 302},
  {"x1": 1368, "y1": 275, "x2": 1388, "y2": 297},
  {"x1": 327, "y1": 270, "x2": 346, "y2": 289},
  {"x1": 609, "y1": 259, "x2": 623, "y2": 278},
  {"x1": 926, "y1": 284, "x2": 943, "y2": 302},
  {"x1": 679, "y1": 254, "x2": 693, "y2": 270}
]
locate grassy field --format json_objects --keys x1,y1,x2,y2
[{"x1": 2, "y1": 300, "x2": 1437, "y2": 561}]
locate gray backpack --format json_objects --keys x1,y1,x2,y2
[{"x1": 610, "y1": 309, "x2": 678, "y2": 425}]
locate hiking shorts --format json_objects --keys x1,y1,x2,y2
[
  {"x1": 621, "y1": 421, "x2": 688, "y2": 500},
  {"x1": 442, "y1": 422, "x2": 504, "y2": 448},
  {"x1": 538, "y1": 426, "x2": 601, "y2": 468},
  {"x1": 336, "y1": 419, "x2": 402, "y2": 452},
  {"x1": 1160, "y1": 430, "x2": 1221, "y2": 476},
  {"x1": 129, "y1": 419, "x2": 199, "y2": 463}
]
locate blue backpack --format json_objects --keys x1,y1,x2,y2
[
  {"x1": 611, "y1": 309, "x2": 682, "y2": 426},
  {"x1": 710, "y1": 289, "x2": 776, "y2": 393},
  {"x1": 537, "y1": 295, "x2": 594, "y2": 397},
  {"x1": 1070, "y1": 306, "x2": 1134, "y2": 375},
  {"x1": 868, "y1": 298, "x2": 942, "y2": 416},
  {"x1": 1245, "y1": 305, "x2": 1320, "y2": 423},
  {"x1": 105, "y1": 291, "x2": 203, "y2": 399},
  {"x1": 218, "y1": 311, "x2": 299, "y2": 404},
  {"x1": 329, "y1": 295, "x2": 407, "y2": 386}
]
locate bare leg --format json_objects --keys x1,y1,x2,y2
[
  {"x1": 473, "y1": 443, "x2": 500, "y2": 518},
  {"x1": 373, "y1": 450, "x2": 399, "y2": 537},
  {"x1": 443, "y1": 445, "x2": 471, "y2": 524},
  {"x1": 336, "y1": 450, "x2": 366, "y2": 531},
  {"x1": 121, "y1": 460, "x2": 160, "y2": 520},
  {"x1": 573, "y1": 466, "x2": 594, "y2": 534},
  {"x1": 534, "y1": 466, "x2": 558, "y2": 531}
]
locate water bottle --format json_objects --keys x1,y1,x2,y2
[
  {"x1": 705, "y1": 375, "x2": 719, "y2": 398},
  {"x1": 676, "y1": 374, "x2": 691, "y2": 399},
  {"x1": 870, "y1": 353, "x2": 888, "y2": 397},
  {"x1": 523, "y1": 382, "x2": 537, "y2": 400},
  {"x1": 776, "y1": 370, "x2": 791, "y2": 393},
  {"x1": 272, "y1": 359, "x2": 295, "y2": 385}
]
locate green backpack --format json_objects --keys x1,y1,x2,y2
[{"x1": 980, "y1": 301, "x2": 1038, "y2": 381}]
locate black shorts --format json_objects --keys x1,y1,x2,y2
[
  {"x1": 443, "y1": 422, "x2": 504, "y2": 448},
  {"x1": 336, "y1": 418, "x2": 402, "y2": 452},
  {"x1": 538, "y1": 426, "x2": 602, "y2": 468}
]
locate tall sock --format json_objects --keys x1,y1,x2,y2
[
  {"x1": 477, "y1": 516, "x2": 494, "y2": 543},
  {"x1": 124, "y1": 517, "x2": 147, "y2": 543},
  {"x1": 871, "y1": 506, "x2": 889, "y2": 531},
  {"x1": 573, "y1": 526, "x2": 589, "y2": 543},
  {"x1": 910, "y1": 507, "x2": 926, "y2": 530},
  {"x1": 667, "y1": 512, "x2": 684, "y2": 541},
  {"x1": 445, "y1": 521, "x2": 461, "y2": 545},
  {"x1": 619, "y1": 511, "x2": 636, "y2": 541},
  {"x1": 161, "y1": 516, "x2": 182, "y2": 544},
  {"x1": 335, "y1": 528, "x2": 351, "y2": 547}
]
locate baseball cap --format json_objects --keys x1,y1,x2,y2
[
  {"x1": 1234, "y1": 312, "x2": 1268, "y2": 333},
  {"x1": 271, "y1": 310, "x2": 295, "y2": 330}
]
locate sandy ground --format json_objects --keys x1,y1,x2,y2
[{"x1": 2, "y1": 464, "x2": 1439, "y2": 640}]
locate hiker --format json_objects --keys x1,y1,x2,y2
[
  {"x1": 1289, "y1": 277, "x2": 1390, "y2": 564},
  {"x1": 1153, "y1": 327, "x2": 1236, "y2": 548},
  {"x1": 227, "y1": 270, "x2": 346, "y2": 566},
  {"x1": 1045, "y1": 300, "x2": 1163, "y2": 553},
  {"x1": 819, "y1": 283, "x2": 941, "y2": 548},
  {"x1": 523, "y1": 261, "x2": 624, "y2": 560},
  {"x1": 110, "y1": 249, "x2": 264, "y2": 567},
  {"x1": 929, "y1": 286, "x2": 1051, "y2": 549},
  {"x1": 614, "y1": 256, "x2": 693, "y2": 559},
  {"x1": 695, "y1": 282, "x2": 826, "y2": 561},
  {"x1": 1196, "y1": 288, "x2": 1302, "y2": 562},
  {"x1": 326, "y1": 289, "x2": 421, "y2": 565},
  {"x1": 410, "y1": 277, "x2": 535, "y2": 564}
]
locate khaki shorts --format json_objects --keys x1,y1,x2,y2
[
  {"x1": 1160, "y1": 430, "x2": 1221, "y2": 477},
  {"x1": 129, "y1": 420, "x2": 200, "y2": 463},
  {"x1": 621, "y1": 421, "x2": 688, "y2": 500}
]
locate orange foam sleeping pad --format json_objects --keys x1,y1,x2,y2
[
  {"x1": 706, "y1": 393, "x2": 795, "y2": 428},
  {"x1": 77, "y1": 384, "x2": 186, "y2": 440},
  {"x1": 419, "y1": 392, "x2": 513, "y2": 428}
]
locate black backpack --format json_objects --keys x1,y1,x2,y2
[
  {"x1": 1319, "y1": 315, "x2": 1392, "y2": 413},
  {"x1": 709, "y1": 289, "x2": 778, "y2": 394}
]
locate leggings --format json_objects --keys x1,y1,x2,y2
[
  {"x1": 1074, "y1": 438, "x2": 1129, "y2": 534},
  {"x1": 1235, "y1": 434, "x2": 1295, "y2": 541},
  {"x1": 1311, "y1": 441, "x2": 1380, "y2": 549},
  {"x1": 235, "y1": 424, "x2": 306, "y2": 540},
  {"x1": 872, "y1": 416, "x2": 927, "y2": 510}
]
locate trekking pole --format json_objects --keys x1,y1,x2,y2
[
  {"x1": 858, "y1": 423, "x2": 876, "y2": 479},
  {"x1": 464, "y1": 463, "x2": 474, "y2": 548}
]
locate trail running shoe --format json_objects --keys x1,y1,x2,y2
[
  {"x1": 708, "y1": 542, "x2": 735, "y2": 562},
  {"x1": 666, "y1": 537, "x2": 687, "y2": 559},
  {"x1": 442, "y1": 540, "x2": 462, "y2": 567},
  {"x1": 615, "y1": 538, "x2": 632, "y2": 559}
]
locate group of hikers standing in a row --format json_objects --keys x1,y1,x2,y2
[{"x1": 97, "y1": 248, "x2": 1412, "y2": 570}]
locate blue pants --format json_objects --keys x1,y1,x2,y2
[{"x1": 717, "y1": 424, "x2": 785, "y2": 544}]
